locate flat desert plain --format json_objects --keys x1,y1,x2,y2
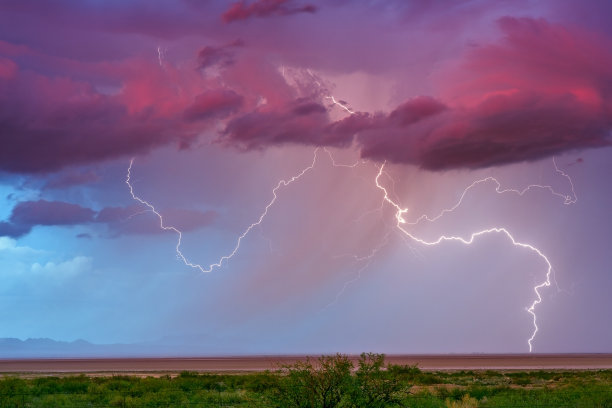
[{"x1": 1, "y1": 354, "x2": 612, "y2": 374}]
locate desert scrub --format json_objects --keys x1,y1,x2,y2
[{"x1": 0, "y1": 362, "x2": 610, "y2": 407}]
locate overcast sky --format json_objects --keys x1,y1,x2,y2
[{"x1": 0, "y1": 0, "x2": 611, "y2": 354}]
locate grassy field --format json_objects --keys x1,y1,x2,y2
[{"x1": 1, "y1": 355, "x2": 610, "y2": 407}]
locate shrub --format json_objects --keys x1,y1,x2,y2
[
  {"x1": 272, "y1": 353, "x2": 402, "y2": 408},
  {"x1": 348, "y1": 353, "x2": 401, "y2": 408},
  {"x1": 274, "y1": 354, "x2": 353, "y2": 408}
]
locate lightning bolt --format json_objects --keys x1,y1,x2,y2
[
  {"x1": 553, "y1": 157, "x2": 577, "y2": 204},
  {"x1": 405, "y1": 170, "x2": 576, "y2": 227},
  {"x1": 305, "y1": 68, "x2": 356, "y2": 115},
  {"x1": 325, "y1": 96, "x2": 355, "y2": 115},
  {"x1": 374, "y1": 163, "x2": 553, "y2": 352},
  {"x1": 323, "y1": 147, "x2": 362, "y2": 168},
  {"x1": 157, "y1": 46, "x2": 166, "y2": 68},
  {"x1": 126, "y1": 149, "x2": 320, "y2": 273},
  {"x1": 312, "y1": 76, "x2": 572, "y2": 351},
  {"x1": 126, "y1": 67, "x2": 576, "y2": 352},
  {"x1": 323, "y1": 232, "x2": 391, "y2": 311}
]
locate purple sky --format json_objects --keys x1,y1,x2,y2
[{"x1": 0, "y1": 0, "x2": 611, "y2": 354}]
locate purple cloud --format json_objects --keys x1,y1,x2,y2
[
  {"x1": 221, "y1": 99, "x2": 334, "y2": 149},
  {"x1": 0, "y1": 56, "x2": 248, "y2": 174},
  {"x1": 197, "y1": 40, "x2": 244, "y2": 70},
  {"x1": 0, "y1": 199, "x2": 217, "y2": 239},
  {"x1": 184, "y1": 89, "x2": 244, "y2": 122},
  {"x1": 220, "y1": 17, "x2": 612, "y2": 170},
  {"x1": 357, "y1": 93, "x2": 611, "y2": 170},
  {"x1": 10, "y1": 200, "x2": 96, "y2": 227},
  {"x1": 222, "y1": 0, "x2": 316, "y2": 23},
  {"x1": 0, "y1": 200, "x2": 96, "y2": 238}
]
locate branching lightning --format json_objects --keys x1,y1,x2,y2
[
  {"x1": 126, "y1": 149, "x2": 320, "y2": 273},
  {"x1": 404, "y1": 171, "x2": 576, "y2": 228},
  {"x1": 325, "y1": 96, "x2": 355, "y2": 115},
  {"x1": 125, "y1": 68, "x2": 578, "y2": 353},
  {"x1": 312, "y1": 73, "x2": 574, "y2": 351},
  {"x1": 323, "y1": 147, "x2": 362, "y2": 168},
  {"x1": 374, "y1": 162, "x2": 555, "y2": 352},
  {"x1": 323, "y1": 232, "x2": 391, "y2": 311},
  {"x1": 553, "y1": 157, "x2": 577, "y2": 204}
]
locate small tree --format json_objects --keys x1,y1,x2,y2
[
  {"x1": 348, "y1": 353, "x2": 401, "y2": 408},
  {"x1": 275, "y1": 354, "x2": 353, "y2": 408},
  {"x1": 273, "y1": 353, "x2": 402, "y2": 408}
]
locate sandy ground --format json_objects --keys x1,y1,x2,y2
[{"x1": 1, "y1": 354, "x2": 611, "y2": 374}]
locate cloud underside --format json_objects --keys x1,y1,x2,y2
[
  {"x1": 0, "y1": 16, "x2": 610, "y2": 175},
  {"x1": 222, "y1": 17, "x2": 612, "y2": 169}
]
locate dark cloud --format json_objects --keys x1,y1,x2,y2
[
  {"x1": 0, "y1": 67, "x2": 188, "y2": 173},
  {"x1": 358, "y1": 93, "x2": 611, "y2": 170},
  {"x1": 387, "y1": 97, "x2": 447, "y2": 126},
  {"x1": 222, "y1": 99, "x2": 339, "y2": 149},
  {"x1": 197, "y1": 40, "x2": 244, "y2": 70},
  {"x1": 0, "y1": 221, "x2": 30, "y2": 238},
  {"x1": 222, "y1": 0, "x2": 316, "y2": 23},
  {"x1": 220, "y1": 18, "x2": 612, "y2": 171},
  {"x1": 0, "y1": 200, "x2": 96, "y2": 238},
  {"x1": 0, "y1": 200, "x2": 217, "y2": 238},
  {"x1": 356, "y1": 18, "x2": 612, "y2": 169},
  {"x1": 0, "y1": 59, "x2": 244, "y2": 174},
  {"x1": 10, "y1": 200, "x2": 96, "y2": 227},
  {"x1": 184, "y1": 89, "x2": 243, "y2": 121},
  {"x1": 2, "y1": 5, "x2": 610, "y2": 176}
]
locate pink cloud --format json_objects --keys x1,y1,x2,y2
[
  {"x1": 220, "y1": 17, "x2": 612, "y2": 170},
  {"x1": 2, "y1": 7, "x2": 611, "y2": 176},
  {"x1": 184, "y1": 89, "x2": 244, "y2": 122},
  {"x1": 0, "y1": 55, "x2": 243, "y2": 173},
  {"x1": 222, "y1": 99, "x2": 331, "y2": 149},
  {"x1": 358, "y1": 92, "x2": 610, "y2": 170},
  {"x1": 356, "y1": 17, "x2": 612, "y2": 169},
  {"x1": 0, "y1": 67, "x2": 182, "y2": 173}
]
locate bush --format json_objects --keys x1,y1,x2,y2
[
  {"x1": 272, "y1": 353, "x2": 401, "y2": 408},
  {"x1": 349, "y1": 353, "x2": 401, "y2": 407},
  {"x1": 274, "y1": 354, "x2": 353, "y2": 408}
]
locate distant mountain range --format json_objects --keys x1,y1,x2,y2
[
  {"x1": 1, "y1": 338, "x2": 144, "y2": 358},
  {"x1": 0, "y1": 337, "x2": 210, "y2": 358},
  {"x1": 0, "y1": 337, "x2": 255, "y2": 358}
]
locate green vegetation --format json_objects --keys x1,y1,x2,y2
[{"x1": 1, "y1": 354, "x2": 611, "y2": 407}]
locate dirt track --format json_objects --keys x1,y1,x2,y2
[{"x1": 1, "y1": 354, "x2": 611, "y2": 374}]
